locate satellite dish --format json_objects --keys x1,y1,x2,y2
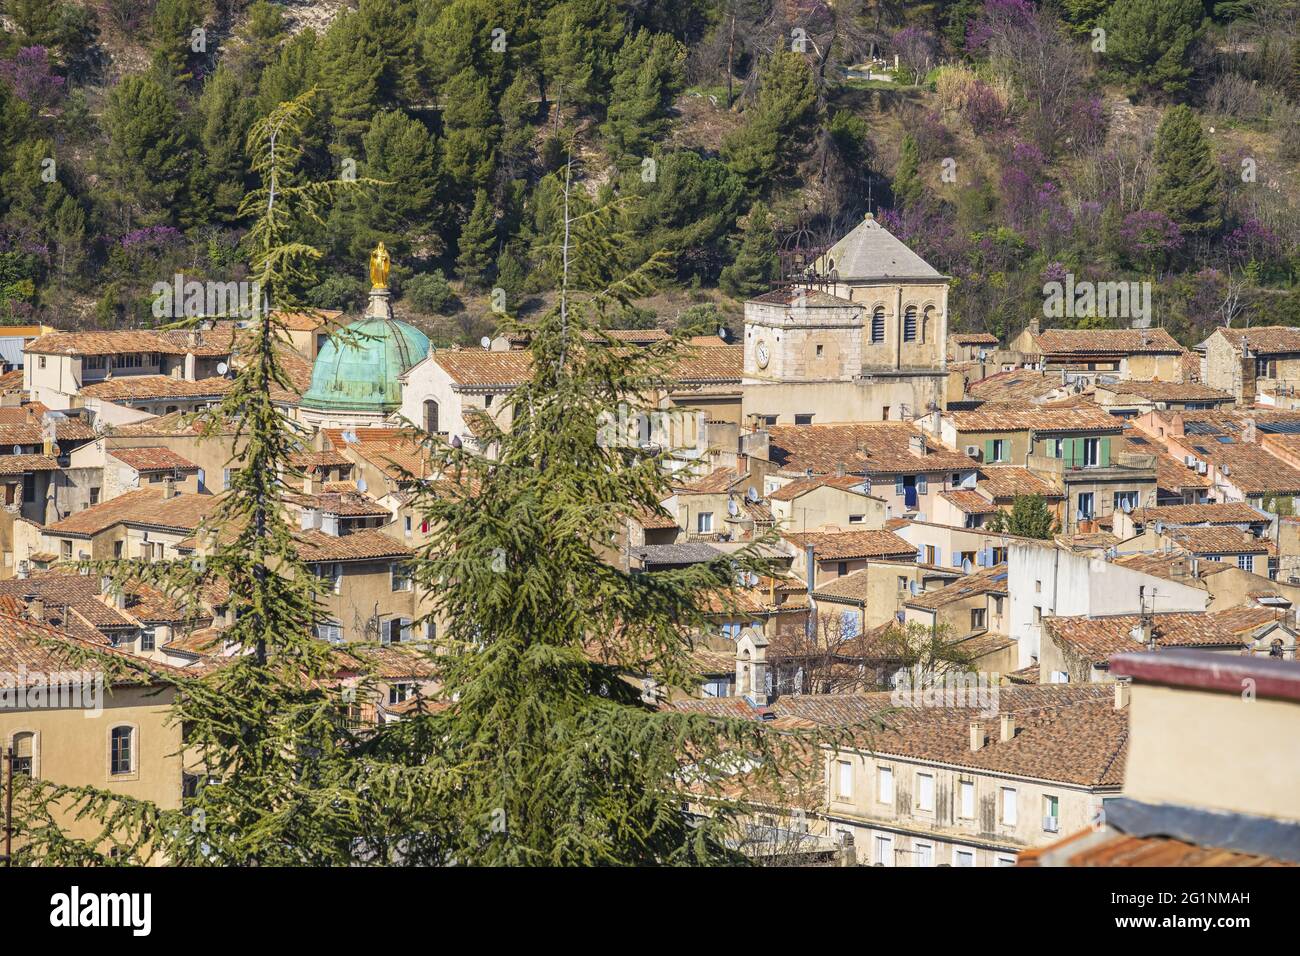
[
  {"x1": 717, "y1": 326, "x2": 729, "y2": 341},
  {"x1": 961, "y1": 558, "x2": 973, "y2": 574},
  {"x1": 480, "y1": 336, "x2": 491, "y2": 349},
  {"x1": 342, "y1": 430, "x2": 358, "y2": 444},
  {"x1": 909, "y1": 580, "x2": 920, "y2": 595},
  {"x1": 745, "y1": 487, "x2": 759, "y2": 503},
  {"x1": 217, "y1": 362, "x2": 229, "y2": 376},
  {"x1": 1121, "y1": 499, "x2": 1133, "y2": 513},
  {"x1": 727, "y1": 498, "x2": 740, "y2": 516},
  {"x1": 356, "y1": 477, "x2": 367, "y2": 493},
  {"x1": 450, "y1": 434, "x2": 462, "y2": 449}
]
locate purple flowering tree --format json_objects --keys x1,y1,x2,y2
[
  {"x1": 1119, "y1": 210, "x2": 1184, "y2": 271},
  {"x1": 892, "y1": 27, "x2": 936, "y2": 85},
  {"x1": 0, "y1": 47, "x2": 65, "y2": 112}
]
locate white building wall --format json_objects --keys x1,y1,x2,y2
[{"x1": 1007, "y1": 541, "x2": 1209, "y2": 669}]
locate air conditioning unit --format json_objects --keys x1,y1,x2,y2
[
  {"x1": 1042, "y1": 816, "x2": 1059, "y2": 833},
  {"x1": 1184, "y1": 455, "x2": 1195, "y2": 467},
  {"x1": 1197, "y1": 461, "x2": 1208, "y2": 475},
  {"x1": 965, "y1": 445, "x2": 981, "y2": 459}
]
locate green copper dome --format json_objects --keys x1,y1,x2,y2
[{"x1": 300, "y1": 310, "x2": 430, "y2": 414}]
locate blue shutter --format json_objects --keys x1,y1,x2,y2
[
  {"x1": 952, "y1": 552, "x2": 963, "y2": 567},
  {"x1": 917, "y1": 475, "x2": 928, "y2": 495},
  {"x1": 895, "y1": 476, "x2": 905, "y2": 495},
  {"x1": 916, "y1": 547, "x2": 925, "y2": 564}
]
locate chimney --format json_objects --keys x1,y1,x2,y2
[
  {"x1": 299, "y1": 507, "x2": 319, "y2": 531},
  {"x1": 27, "y1": 596, "x2": 44, "y2": 623},
  {"x1": 1114, "y1": 681, "x2": 1131, "y2": 710},
  {"x1": 835, "y1": 461, "x2": 846, "y2": 478},
  {"x1": 304, "y1": 473, "x2": 321, "y2": 495},
  {"x1": 999, "y1": 713, "x2": 1015, "y2": 742},
  {"x1": 1028, "y1": 316, "x2": 1041, "y2": 336},
  {"x1": 42, "y1": 436, "x2": 54, "y2": 456},
  {"x1": 969, "y1": 721, "x2": 984, "y2": 752},
  {"x1": 162, "y1": 476, "x2": 177, "y2": 499},
  {"x1": 804, "y1": 544, "x2": 817, "y2": 590},
  {"x1": 909, "y1": 433, "x2": 926, "y2": 456}
]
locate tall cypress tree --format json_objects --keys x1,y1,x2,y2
[
  {"x1": 892, "y1": 133, "x2": 925, "y2": 209},
  {"x1": 1151, "y1": 104, "x2": 1224, "y2": 237},
  {"x1": 101, "y1": 74, "x2": 190, "y2": 229},
  {"x1": 602, "y1": 29, "x2": 686, "y2": 160},
  {"x1": 1102, "y1": 0, "x2": 1203, "y2": 96}
]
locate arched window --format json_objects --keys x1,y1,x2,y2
[
  {"x1": 424, "y1": 399, "x2": 440, "y2": 435},
  {"x1": 903, "y1": 306, "x2": 918, "y2": 342},
  {"x1": 110, "y1": 725, "x2": 134, "y2": 776},
  {"x1": 922, "y1": 305, "x2": 935, "y2": 344},
  {"x1": 11, "y1": 731, "x2": 34, "y2": 776},
  {"x1": 871, "y1": 307, "x2": 886, "y2": 343}
]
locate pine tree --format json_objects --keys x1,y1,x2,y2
[
  {"x1": 602, "y1": 29, "x2": 686, "y2": 160},
  {"x1": 892, "y1": 133, "x2": 925, "y2": 209},
  {"x1": 100, "y1": 74, "x2": 190, "y2": 229},
  {"x1": 1151, "y1": 104, "x2": 1224, "y2": 237},
  {"x1": 439, "y1": 67, "x2": 500, "y2": 201},
  {"x1": 985, "y1": 495, "x2": 1057, "y2": 539},
  {"x1": 722, "y1": 51, "x2": 817, "y2": 190},
  {"x1": 719, "y1": 200, "x2": 779, "y2": 299},
  {"x1": 457, "y1": 188, "x2": 497, "y2": 289},
  {"x1": 1102, "y1": 0, "x2": 1204, "y2": 96},
  {"x1": 150, "y1": 0, "x2": 208, "y2": 81},
  {"x1": 190, "y1": 64, "x2": 253, "y2": 226}
]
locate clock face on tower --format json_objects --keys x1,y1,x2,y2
[{"x1": 755, "y1": 341, "x2": 770, "y2": 369}]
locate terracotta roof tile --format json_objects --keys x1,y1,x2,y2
[
  {"x1": 767, "y1": 474, "x2": 871, "y2": 501},
  {"x1": 43, "y1": 488, "x2": 225, "y2": 538},
  {"x1": 294, "y1": 528, "x2": 412, "y2": 562},
  {"x1": 976, "y1": 466, "x2": 1064, "y2": 500},
  {"x1": 904, "y1": 564, "x2": 1009, "y2": 610},
  {"x1": 782, "y1": 529, "x2": 916, "y2": 561},
  {"x1": 0, "y1": 454, "x2": 60, "y2": 474},
  {"x1": 767, "y1": 422, "x2": 976, "y2": 476},
  {"x1": 1131, "y1": 502, "x2": 1266, "y2": 526},
  {"x1": 1099, "y1": 380, "x2": 1233, "y2": 403},
  {"x1": 1044, "y1": 607, "x2": 1284, "y2": 665},
  {"x1": 1032, "y1": 327, "x2": 1182, "y2": 355},
  {"x1": 940, "y1": 488, "x2": 1000, "y2": 514},
  {"x1": 81, "y1": 375, "x2": 235, "y2": 402},
  {"x1": 774, "y1": 684, "x2": 1127, "y2": 787},
  {"x1": 948, "y1": 402, "x2": 1123, "y2": 433},
  {"x1": 1214, "y1": 325, "x2": 1300, "y2": 356},
  {"x1": 108, "y1": 446, "x2": 199, "y2": 472}
]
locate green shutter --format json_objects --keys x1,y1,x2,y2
[
  {"x1": 984, "y1": 439, "x2": 995, "y2": 463},
  {"x1": 1099, "y1": 436, "x2": 1111, "y2": 467},
  {"x1": 1066, "y1": 438, "x2": 1080, "y2": 468}
]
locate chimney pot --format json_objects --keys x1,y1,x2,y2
[
  {"x1": 969, "y1": 721, "x2": 984, "y2": 752},
  {"x1": 1114, "y1": 681, "x2": 1131, "y2": 710},
  {"x1": 163, "y1": 476, "x2": 177, "y2": 499},
  {"x1": 999, "y1": 713, "x2": 1015, "y2": 742}
]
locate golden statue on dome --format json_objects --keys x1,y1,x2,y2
[{"x1": 369, "y1": 242, "x2": 391, "y2": 290}]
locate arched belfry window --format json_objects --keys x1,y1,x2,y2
[
  {"x1": 903, "y1": 306, "x2": 918, "y2": 342},
  {"x1": 871, "y1": 307, "x2": 886, "y2": 343}
]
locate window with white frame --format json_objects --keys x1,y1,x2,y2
[
  {"x1": 1237, "y1": 553, "x2": 1255, "y2": 573},
  {"x1": 914, "y1": 842, "x2": 933, "y2": 867},
  {"x1": 916, "y1": 772, "x2": 934, "y2": 812},
  {"x1": 315, "y1": 621, "x2": 343, "y2": 643},
  {"x1": 1043, "y1": 794, "x2": 1060, "y2": 832},
  {"x1": 874, "y1": 833, "x2": 894, "y2": 866},
  {"x1": 959, "y1": 780, "x2": 974, "y2": 819},
  {"x1": 139, "y1": 628, "x2": 156, "y2": 652},
  {"x1": 697, "y1": 512, "x2": 713, "y2": 533},
  {"x1": 837, "y1": 759, "x2": 853, "y2": 798},
  {"x1": 388, "y1": 682, "x2": 414, "y2": 705},
  {"x1": 995, "y1": 855, "x2": 1017, "y2": 867},
  {"x1": 1001, "y1": 786, "x2": 1018, "y2": 825},
  {"x1": 391, "y1": 562, "x2": 412, "y2": 592},
  {"x1": 315, "y1": 562, "x2": 341, "y2": 595},
  {"x1": 990, "y1": 438, "x2": 1007, "y2": 463},
  {"x1": 109, "y1": 726, "x2": 134, "y2": 776},
  {"x1": 953, "y1": 848, "x2": 975, "y2": 867},
  {"x1": 877, "y1": 765, "x2": 894, "y2": 804},
  {"x1": 1083, "y1": 437, "x2": 1099, "y2": 467}
]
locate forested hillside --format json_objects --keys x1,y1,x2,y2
[{"x1": 1, "y1": 0, "x2": 1298, "y2": 346}]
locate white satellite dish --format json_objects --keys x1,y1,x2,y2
[
  {"x1": 480, "y1": 336, "x2": 491, "y2": 349},
  {"x1": 217, "y1": 362, "x2": 229, "y2": 376},
  {"x1": 342, "y1": 430, "x2": 358, "y2": 444},
  {"x1": 1121, "y1": 499, "x2": 1133, "y2": 513},
  {"x1": 717, "y1": 327, "x2": 728, "y2": 341},
  {"x1": 961, "y1": 558, "x2": 973, "y2": 574},
  {"x1": 356, "y1": 477, "x2": 367, "y2": 493},
  {"x1": 727, "y1": 498, "x2": 740, "y2": 516},
  {"x1": 745, "y1": 487, "x2": 759, "y2": 503}
]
